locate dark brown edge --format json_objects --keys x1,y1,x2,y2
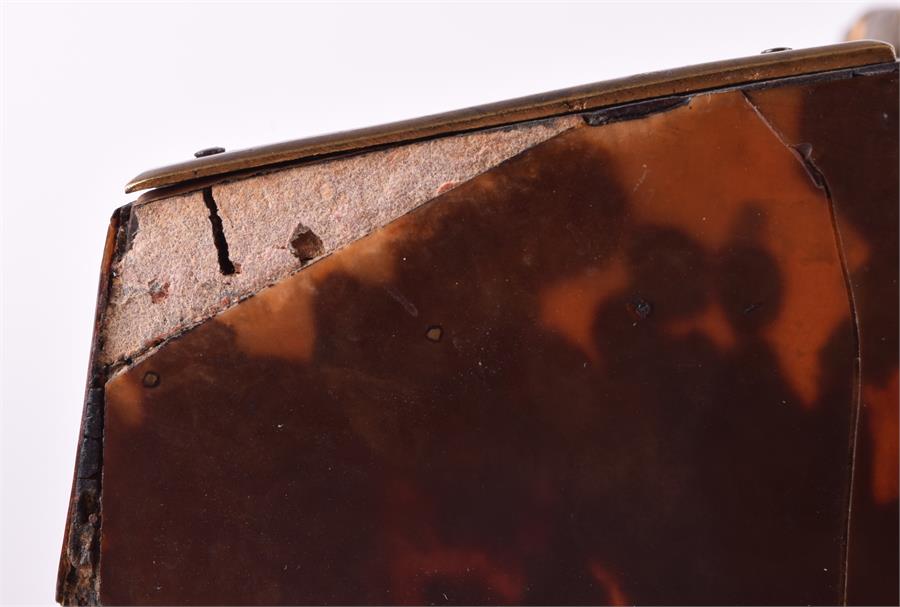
[{"x1": 56, "y1": 206, "x2": 130, "y2": 605}]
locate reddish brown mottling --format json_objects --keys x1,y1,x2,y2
[
  {"x1": 539, "y1": 260, "x2": 629, "y2": 362},
  {"x1": 865, "y1": 370, "x2": 899, "y2": 505},
  {"x1": 93, "y1": 67, "x2": 897, "y2": 605},
  {"x1": 588, "y1": 563, "x2": 629, "y2": 607}
]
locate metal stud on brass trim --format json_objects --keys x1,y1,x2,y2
[{"x1": 194, "y1": 147, "x2": 226, "y2": 158}]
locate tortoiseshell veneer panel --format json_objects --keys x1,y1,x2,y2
[{"x1": 97, "y1": 67, "x2": 898, "y2": 605}]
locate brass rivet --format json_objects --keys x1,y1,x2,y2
[
  {"x1": 142, "y1": 371, "x2": 160, "y2": 388},
  {"x1": 425, "y1": 325, "x2": 443, "y2": 342}
]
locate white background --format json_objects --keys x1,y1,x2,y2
[{"x1": 0, "y1": 2, "x2": 888, "y2": 604}]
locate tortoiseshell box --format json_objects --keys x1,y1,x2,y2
[{"x1": 58, "y1": 41, "x2": 898, "y2": 605}]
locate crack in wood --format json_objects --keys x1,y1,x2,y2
[{"x1": 202, "y1": 187, "x2": 236, "y2": 275}]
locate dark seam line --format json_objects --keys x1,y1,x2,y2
[
  {"x1": 796, "y1": 149, "x2": 864, "y2": 606},
  {"x1": 741, "y1": 91, "x2": 863, "y2": 606},
  {"x1": 820, "y1": 168, "x2": 863, "y2": 607},
  {"x1": 202, "y1": 187, "x2": 236, "y2": 275}
]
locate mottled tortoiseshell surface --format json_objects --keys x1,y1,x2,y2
[{"x1": 98, "y1": 68, "x2": 897, "y2": 605}]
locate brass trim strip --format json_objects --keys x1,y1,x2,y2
[{"x1": 126, "y1": 41, "x2": 896, "y2": 194}]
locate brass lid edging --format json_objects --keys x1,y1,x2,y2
[{"x1": 126, "y1": 41, "x2": 896, "y2": 194}]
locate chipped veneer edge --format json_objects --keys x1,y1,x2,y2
[{"x1": 103, "y1": 115, "x2": 584, "y2": 375}]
